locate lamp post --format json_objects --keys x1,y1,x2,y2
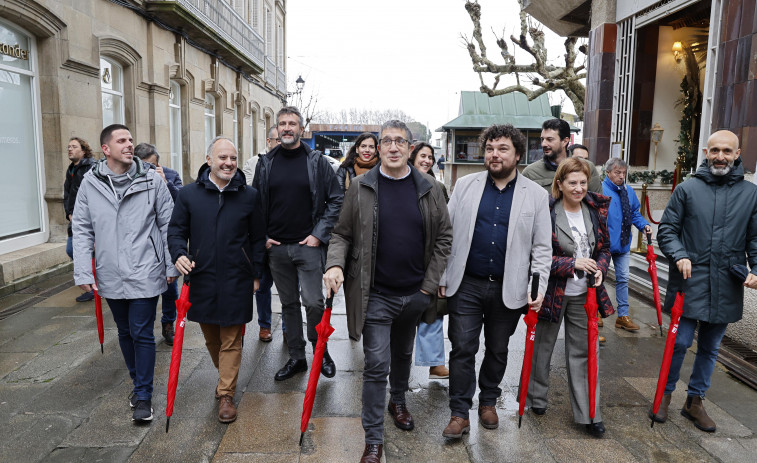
[{"x1": 287, "y1": 75, "x2": 305, "y2": 105}]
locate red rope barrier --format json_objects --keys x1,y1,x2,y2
[{"x1": 645, "y1": 195, "x2": 661, "y2": 225}]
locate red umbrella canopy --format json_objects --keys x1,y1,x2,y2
[
  {"x1": 518, "y1": 273, "x2": 540, "y2": 428},
  {"x1": 650, "y1": 289, "x2": 686, "y2": 427},
  {"x1": 645, "y1": 235, "x2": 664, "y2": 335},
  {"x1": 583, "y1": 275, "x2": 599, "y2": 422},
  {"x1": 166, "y1": 279, "x2": 192, "y2": 433}
]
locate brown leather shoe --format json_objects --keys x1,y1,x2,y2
[
  {"x1": 429, "y1": 365, "x2": 449, "y2": 379},
  {"x1": 442, "y1": 416, "x2": 471, "y2": 439},
  {"x1": 259, "y1": 327, "x2": 272, "y2": 342},
  {"x1": 360, "y1": 443, "x2": 382, "y2": 463},
  {"x1": 615, "y1": 316, "x2": 640, "y2": 332},
  {"x1": 218, "y1": 395, "x2": 237, "y2": 423},
  {"x1": 388, "y1": 401, "x2": 414, "y2": 430},
  {"x1": 649, "y1": 393, "x2": 671, "y2": 423},
  {"x1": 597, "y1": 313, "x2": 604, "y2": 327},
  {"x1": 478, "y1": 405, "x2": 499, "y2": 429},
  {"x1": 682, "y1": 396, "x2": 716, "y2": 432},
  {"x1": 599, "y1": 335, "x2": 606, "y2": 344}
]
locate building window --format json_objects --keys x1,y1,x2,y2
[
  {"x1": 276, "y1": 22, "x2": 283, "y2": 66},
  {"x1": 169, "y1": 81, "x2": 183, "y2": 180},
  {"x1": 100, "y1": 57, "x2": 124, "y2": 127},
  {"x1": 0, "y1": 19, "x2": 47, "y2": 253},
  {"x1": 250, "y1": 0, "x2": 259, "y2": 30},
  {"x1": 265, "y1": 6, "x2": 273, "y2": 56},
  {"x1": 233, "y1": 104, "x2": 240, "y2": 149},
  {"x1": 250, "y1": 109, "x2": 258, "y2": 159},
  {"x1": 204, "y1": 94, "x2": 216, "y2": 149}
]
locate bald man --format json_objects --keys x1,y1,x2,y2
[{"x1": 654, "y1": 130, "x2": 757, "y2": 432}]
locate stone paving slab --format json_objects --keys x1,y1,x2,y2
[
  {"x1": 0, "y1": 413, "x2": 79, "y2": 462},
  {"x1": 46, "y1": 446, "x2": 136, "y2": 463},
  {"x1": 545, "y1": 437, "x2": 637, "y2": 463},
  {"x1": 0, "y1": 351, "x2": 37, "y2": 380},
  {"x1": 129, "y1": 416, "x2": 226, "y2": 463},
  {"x1": 300, "y1": 416, "x2": 366, "y2": 463}
]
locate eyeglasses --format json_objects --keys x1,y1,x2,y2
[{"x1": 380, "y1": 137, "x2": 408, "y2": 148}]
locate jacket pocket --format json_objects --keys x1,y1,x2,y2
[
  {"x1": 345, "y1": 246, "x2": 360, "y2": 278},
  {"x1": 148, "y1": 235, "x2": 162, "y2": 264}
]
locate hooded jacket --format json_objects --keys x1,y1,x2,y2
[
  {"x1": 72, "y1": 158, "x2": 179, "y2": 299},
  {"x1": 658, "y1": 159, "x2": 757, "y2": 323},
  {"x1": 168, "y1": 164, "x2": 265, "y2": 326},
  {"x1": 602, "y1": 177, "x2": 649, "y2": 254}
]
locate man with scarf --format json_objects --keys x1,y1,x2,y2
[
  {"x1": 602, "y1": 157, "x2": 651, "y2": 332},
  {"x1": 522, "y1": 119, "x2": 602, "y2": 194}
]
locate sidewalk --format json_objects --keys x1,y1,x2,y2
[{"x1": 1, "y1": 273, "x2": 756, "y2": 462}]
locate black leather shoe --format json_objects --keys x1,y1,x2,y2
[
  {"x1": 321, "y1": 350, "x2": 336, "y2": 378},
  {"x1": 531, "y1": 406, "x2": 546, "y2": 416},
  {"x1": 162, "y1": 323, "x2": 174, "y2": 346},
  {"x1": 586, "y1": 421, "x2": 606, "y2": 437},
  {"x1": 388, "y1": 401, "x2": 415, "y2": 430},
  {"x1": 274, "y1": 358, "x2": 307, "y2": 381},
  {"x1": 360, "y1": 443, "x2": 382, "y2": 463}
]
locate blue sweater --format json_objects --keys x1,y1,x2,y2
[{"x1": 602, "y1": 177, "x2": 649, "y2": 254}]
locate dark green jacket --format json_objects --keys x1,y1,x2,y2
[
  {"x1": 522, "y1": 157, "x2": 602, "y2": 194},
  {"x1": 658, "y1": 159, "x2": 757, "y2": 323}
]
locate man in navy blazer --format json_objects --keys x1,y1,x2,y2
[{"x1": 439, "y1": 124, "x2": 552, "y2": 438}]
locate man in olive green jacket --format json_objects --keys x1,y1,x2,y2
[{"x1": 323, "y1": 120, "x2": 452, "y2": 463}]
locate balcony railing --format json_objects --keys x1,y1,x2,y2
[
  {"x1": 277, "y1": 67, "x2": 286, "y2": 94},
  {"x1": 145, "y1": 0, "x2": 265, "y2": 73},
  {"x1": 264, "y1": 57, "x2": 276, "y2": 87}
]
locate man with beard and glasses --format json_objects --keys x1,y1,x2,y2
[
  {"x1": 252, "y1": 106, "x2": 343, "y2": 382},
  {"x1": 439, "y1": 124, "x2": 552, "y2": 438},
  {"x1": 653, "y1": 130, "x2": 757, "y2": 432},
  {"x1": 523, "y1": 119, "x2": 602, "y2": 194}
]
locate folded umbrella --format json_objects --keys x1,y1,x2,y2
[
  {"x1": 645, "y1": 233, "x2": 664, "y2": 336},
  {"x1": 300, "y1": 294, "x2": 336, "y2": 445},
  {"x1": 166, "y1": 256, "x2": 193, "y2": 433},
  {"x1": 518, "y1": 272, "x2": 540, "y2": 428},
  {"x1": 650, "y1": 282, "x2": 686, "y2": 428},
  {"x1": 91, "y1": 255, "x2": 104, "y2": 354},
  {"x1": 583, "y1": 274, "x2": 599, "y2": 423}
]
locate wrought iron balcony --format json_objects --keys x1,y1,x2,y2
[
  {"x1": 145, "y1": 0, "x2": 265, "y2": 74},
  {"x1": 264, "y1": 57, "x2": 276, "y2": 87},
  {"x1": 277, "y1": 67, "x2": 286, "y2": 94}
]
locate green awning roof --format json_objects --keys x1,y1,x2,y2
[{"x1": 438, "y1": 91, "x2": 579, "y2": 132}]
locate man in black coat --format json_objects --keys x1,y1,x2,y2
[
  {"x1": 135, "y1": 142, "x2": 183, "y2": 346},
  {"x1": 64, "y1": 136, "x2": 95, "y2": 302},
  {"x1": 168, "y1": 136, "x2": 265, "y2": 424},
  {"x1": 253, "y1": 106, "x2": 344, "y2": 382},
  {"x1": 655, "y1": 130, "x2": 757, "y2": 432}
]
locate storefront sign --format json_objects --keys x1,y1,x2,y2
[{"x1": 0, "y1": 42, "x2": 29, "y2": 60}]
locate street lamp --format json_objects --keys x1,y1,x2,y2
[{"x1": 288, "y1": 75, "x2": 305, "y2": 99}]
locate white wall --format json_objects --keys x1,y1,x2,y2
[{"x1": 647, "y1": 26, "x2": 706, "y2": 172}]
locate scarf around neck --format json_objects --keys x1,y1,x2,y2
[{"x1": 354, "y1": 155, "x2": 378, "y2": 176}]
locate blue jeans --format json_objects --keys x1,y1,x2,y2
[
  {"x1": 664, "y1": 316, "x2": 728, "y2": 397},
  {"x1": 415, "y1": 318, "x2": 445, "y2": 366},
  {"x1": 362, "y1": 290, "x2": 429, "y2": 444},
  {"x1": 267, "y1": 243, "x2": 324, "y2": 360},
  {"x1": 160, "y1": 280, "x2": 178, "y2": 324},
  {"x1": 66, "y1": 236, "x2": 73, "y2": 259},
  {"x1": 611, "y1": 252, "x2": 630, "y2": 317},
  {"x1": 106, "y1": 296, "x2": 159, "y2": 401},
  {"x1": 255, "y1": 264, "x2": 274, "y2": 329},
  {"x1": 448, "y1": 276, "x2": 522, "y2": 419}
]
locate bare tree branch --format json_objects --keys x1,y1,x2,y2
[{"x1": 463, "y1": 0, "x2": 588, "y2": 119}]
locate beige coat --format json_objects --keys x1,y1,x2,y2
[
  {"x1": 326, "y1": 166, "x2": 452, "y2": 341},
  {"x1": 439, "y1": 171, "x2": 552, "y2": 308}
]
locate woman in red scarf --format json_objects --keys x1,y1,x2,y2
[{"x1": 336, "y1": 132, "x2": 379, "y2": 192}]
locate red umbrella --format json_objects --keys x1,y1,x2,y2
[
  {"x1": 518, "y1": 272, "x2": 540, "y2": 428},
  {"x1": 166, "y1": 259, "x2": 193, "y2": 433},
  {"x1": 645, "y1": 233, "x2": 664, "y2": 336},
  {"x1": 91, "y1": 255, "x2": 104, "y2": 354},
  {"x1": 583, "y1": 274, "x2": 599, "y2": 423},
  {"x1": 300, "y1": 294, "x2": 335, "y2": 445},
  {"x1": 650, "y1": 285, "x2": 686, "y2": 428}
]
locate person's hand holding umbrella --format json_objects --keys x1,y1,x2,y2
[
  {"x1": 166, "y1": 254, "x2": 194, "y2": 433},
  {"x1": 518, "y1": 272, "x2": 540, "y2": 428}
]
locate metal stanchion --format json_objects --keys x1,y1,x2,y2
[{"x1": 631, "y1": 183, "x2": 649, "y2": 254}]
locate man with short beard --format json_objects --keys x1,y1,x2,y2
[
  {"x1": 253, "y1": 106, "x2": 343, "y2": 382},
  {"x1": 523, "y1": 119, "x2": 602, "y2": 193},
  {"x1": 653, "y1": 130, "x2": 757, "y2": 432},
  {"x1": 438, "y1": 124, "x2": 552, "y2": 438}
]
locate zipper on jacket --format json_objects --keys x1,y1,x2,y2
[{"x1": 149, "y1": 235, "x2": 162, "y2": 263}]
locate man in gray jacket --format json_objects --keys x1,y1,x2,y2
[
  {"x1": 323, "y1": 120, "x2": 452, "y2": 463},
  {"x1": 439, "y1": 124, "x2": 552, "y2": 438},
  {"x1": 73, "y1": 124, "x2": 178, "y2": 423},
  {"x1": 655, "y1": 130, "x2": 757, "y2": 432}
]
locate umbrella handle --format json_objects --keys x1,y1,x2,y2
[
  {"x1": 587, "y1": 273, "x2": 595, "y2": 287},
  {"x1": 325, "y1": 295, "x2": 333, "y2": 309},
  {"x1": 647, "y1": 233, "x2": 652, "y2": 246},
  {"x1": 183, "y1": 254, "x2": 193, "y2": 284},
  {"x1": 530, "y1": 272, "x2": 540, "y2": 301}
]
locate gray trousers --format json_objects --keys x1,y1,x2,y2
[
  {"x1": 267, "y1": 243, "x2": 324, "y2": 360},
  {"x1": 362, "y1": 290, "x2": 429, "y2": 444},
  {"x1": 527, "y1": 294, "x2": 602, "y2": 424}
]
